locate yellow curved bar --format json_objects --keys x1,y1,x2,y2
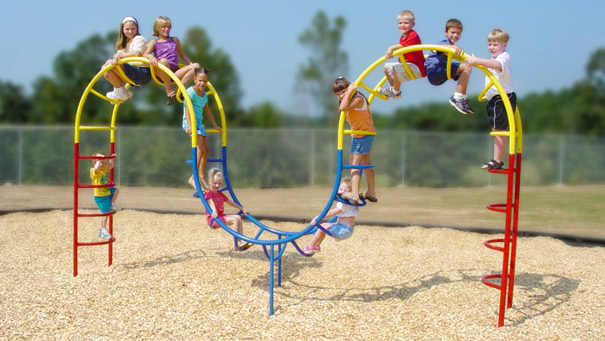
[
  {"x1": 445, "y1": 52, "x2": 453, "y2": 81},
  {"x1": 114, "y1": 64, "x2": 137, "y2": 87},
  {"x1": 205, "y1": 82, "x2": 228, "y2": 147},
  {"x1": 398, "y1": 55, "x2": 417, "y2": 81},
  {"x1": 477, "y1": 80, "x2": 494, "y2": 102},
  {"x1": 337, "y1": 110, "x2": 346, "y2": 151}
]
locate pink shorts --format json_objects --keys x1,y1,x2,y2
[{"x1": 207, "y1": 216, "x2": 227, "y2": 229}]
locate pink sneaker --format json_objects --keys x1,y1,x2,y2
[{"x1": 303, "y1": 245, "x2": 321, "y2": 255}]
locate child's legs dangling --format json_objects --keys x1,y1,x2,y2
[
  {"x1": 360, "y1": 153, "x2": 375, "y2": 196},
  {"x1": 225, "y1": 215, "x2": 243, "y2": 234},
  {"x1": 349, "y1": 153, "x2": 362, "y2": 200},
  {"x1": 176, "y1": 63, "x2": 200, "y2": 86},
  {"x1": 104, "y1": 69, "x2": 124, "y2": 88},
  {"x1": 309, "y1": 228, "x2": 326, "y2": 247},
  {"x1": 157, "y1": 59, "x2": 173, "y2": 94},
  {"x1": 197, "y1": 135, "x2": 209, "y2": 189},
  {"x1": 456, "y1": 63, "x2": 471, "y2": 95}
]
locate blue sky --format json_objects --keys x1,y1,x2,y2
[{"x1": 3, "y1": 0, "x2": 603, "y2": 115}]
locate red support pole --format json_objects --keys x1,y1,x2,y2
[{"x1": 507, "y1": 153, "x2": 522, "y2": 308}]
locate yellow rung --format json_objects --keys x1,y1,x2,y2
[
  {"x1": 343, "y1": 129, "x2": 376, "y2": 136},
  {"x1": 89, "y1": 89, "x2": 124, "y2": 105},
  {"x1": 490, "y1": 131, "x2": 511, "y2": 137},
  {"x1": 478, "y1": 81, "x2": 494, "y2": 102},
  {"x1": 79, "y1": 126, "x2": 116, "y2": 131}
]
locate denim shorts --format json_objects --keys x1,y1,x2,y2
[
  {"x1": 350, "y1": 135, "x2": 374, "y2": 155},
  {"x1": 183, "y1": 117, "x2": 207, "y2": 136},
  {"x1": 123, "y1": 64, "x2": 152, "y2": 86},
  {"x1": 426, "y1": 62, "x2": 460, "y2": 85},
  {"x1": 330, "y1": 222, "x2": 354, "y2": 241},
  {"x1": 94, "y1": 188, "x2": 116, "y2": 213}
]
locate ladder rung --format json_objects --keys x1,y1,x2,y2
[
  {"x1": 79, "y1": 126, "x2": 116, "y2": 131},
  {"x1": 77, "y1": 184, "x2": 115, "y2": 189},
  {"x1": 481, "y1": 274, "x2": 503, "y2": 290},
  {"x1": 487, "y1": 204, "x2": 507, "y2": 213},
  {"x1": 484, "y1": 238, "x2": 505, "y2": 252},
  {"x1": 343, "y1": 164, "x2": 374, "y2": 170}
]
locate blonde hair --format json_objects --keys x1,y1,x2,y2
[
  {"x1": 208, "y1": 168, "x2": 223, "y2": 187},
  {"x1": 152, "y1": 16, "x2": 171, "y2": 37},
  {"x1": 398, "y1": 10, "x2": 415, "y2": 21},
  {"x1": 488, "y1": 29, "x2": 509, "y2": 43},
  {"x1": 446, "y1": 18, "x2": 462, "y2": 32},
  {"x1": 92, "y1": 152, "x2": 106, "y2": 165},
  {"x1": 115, "y1": 17, "x2": 140, "y2": 51}
]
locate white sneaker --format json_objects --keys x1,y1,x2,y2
[
  {"x1": 111, "y1": 203, "x2": 120, "y2": 211},
  {"x1": 119, "y1": 87, "x2": 133, "y2": 100},
  {"x1": 99, "y1": 227, "x2": 112, "y2": 239},
  {"x1": 106, "y1": 88, "x2": 132, "y2": 101},
  {"x1": 377, "y1": 86, "x2": 401, "y2": 99}
]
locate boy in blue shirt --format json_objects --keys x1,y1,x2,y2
[{"x1": 425, "y1": 19, "x2": 474, "y2": 114}]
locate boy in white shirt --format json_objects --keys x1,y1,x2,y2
[{"x1": 465, "y1": 29, "x2": 516, "y2": 170}]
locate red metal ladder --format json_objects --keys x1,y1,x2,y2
[
  {"x1": 482, "y1": 152, "x2": 522, "y2": 326},
  {"x1": 73, "y1": 141, "x2": 117, "y2": 277}
]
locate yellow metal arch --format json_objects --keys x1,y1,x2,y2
[
  {"x1": 74, "y1": 57, "x2": 228, "y2": 149},
  {"x1": 337, "y1": 44, "x2": 523, "y2": 156}
]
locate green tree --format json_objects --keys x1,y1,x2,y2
[
  {"x1": 0, "y1": 81, "x2": 31, "y2": 123},
  {"x1": 30, "y1": 32, "x2": 117, "y2": 125},
  {"x1": 181, "y1": 27, "x2": 244, "y2": 126},
  {"x1": 241, "y1": 101, "x2": 283, "y2": 127},
  {"x1": 296, "y1": 11, "x2": 348, "y2": 125}
]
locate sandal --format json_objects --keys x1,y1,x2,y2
[
  {"x1": 303, "y1": 245, "x2": 321, "y2": 255},
  {"x1": 238, "y1": 242, "x2": 253, "y2": 251},
  {"x1": 359, "y1": 192, "x2": 378, "y2": 203},
  {"x1": 482, "y1": 159, "x2": 504, "y2": 170},
  {"x1": 166, "y1": 91, "x2": 177, "y2": 105},
  {"x1": 337, "y1": 193, "x2": 362, "y2": 205}
]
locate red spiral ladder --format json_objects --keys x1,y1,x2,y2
[{"x1": 481, "y1": 109, "x2": 522, "y2": 327}]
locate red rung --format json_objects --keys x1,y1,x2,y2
[
  {"x1": 487, "y1": 203, "x2": 507, "y2": 213},
  {"x1": 488, "y1": 168, "x2": 509, "y2": 174},
  {"x1": 482, "y1": 274, "x2": 503, "y2": 290},
  {"x1": 79, "y1": 154, "x2": 117, "y2": 160},
  {"x1": 77, "y1": 211, "x2": 116, "y2": 217},
  {"x1": 78, "y1": 183, "x2": 115, "y2": 189},
  {"x1": 484, "y1": 238, "x2": 505, "y2": 252},
  {"x1": 77, "y1": 237, "x2": 116, "y2": 247}
]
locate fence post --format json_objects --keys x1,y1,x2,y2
[
  {"x1": 401, "y1": 132, "x2": 406, "y2": 186},
  {"x1": 18, "y1": 127, "x2": 23, "y2": 185},
  {"x1": 309, "y1": 129, "x2": 315, "y2": 186},
  {"x1": 558, "y1": 135, "x2": 565, "y2": 185},
  {"x1": 487, "y1": 136, "x2": 492, "y2": 187}
]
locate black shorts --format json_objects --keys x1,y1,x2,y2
[
  {"x1": 486, "y1": 92, "x2": 516, "y2": 130},
  {"x1": 123, "y1": 64, "x2": 151, "y2": 86}
]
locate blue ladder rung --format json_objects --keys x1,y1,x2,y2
[
  {"x1": 342, "y1": 164, "x2": 374, "y2": 170},
  {"x1": 186, "y1": 158, "x2": 223, "y2": 165}
]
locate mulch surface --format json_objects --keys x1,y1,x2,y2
[{"x1": 1, "y1": 208, "x2": 603, "y2": 339}]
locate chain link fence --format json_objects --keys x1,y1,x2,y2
[{"x1": 1, "y1": 125, "x2": 604, "y2": 188}]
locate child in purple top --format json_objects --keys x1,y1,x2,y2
[{"x1": 143, "y1": 16, "x2": 200, "y2": 104}]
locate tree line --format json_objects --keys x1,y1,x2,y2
[{"x1": 1, "y1": 12, "x2": 604, "y2": 136}]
